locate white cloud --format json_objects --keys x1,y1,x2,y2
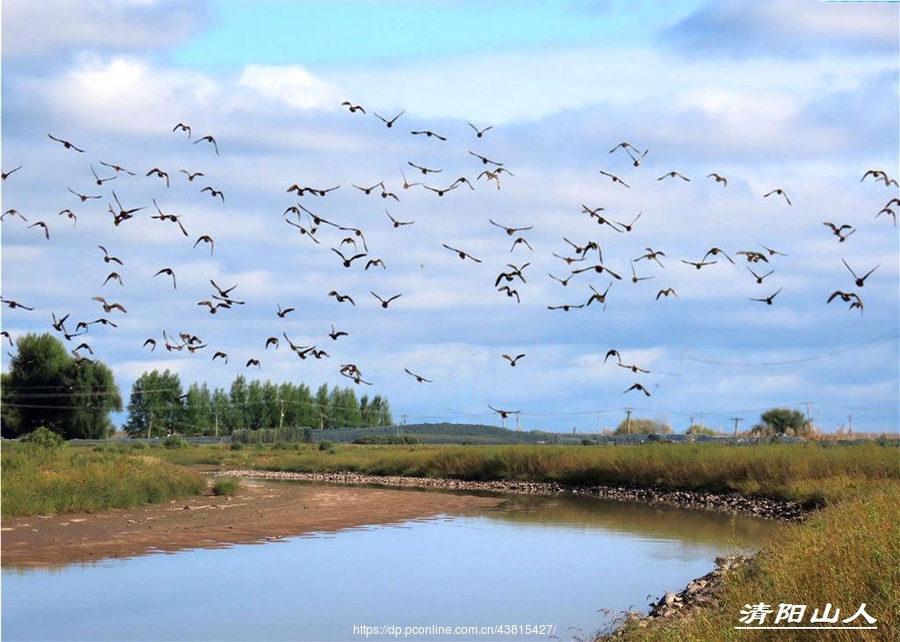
[{"x1": 236, "y1": 65, "x2": 341, "y2": 111}]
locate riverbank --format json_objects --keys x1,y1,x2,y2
[{"x1": 216, "y1": 469, "x2": 808, "y2": 522}]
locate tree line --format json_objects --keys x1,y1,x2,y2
[
  {"x1": 123, "y1": 370, "x2": 393, "y2": 437},
  {"x1": 1, "y1": 333, "x2": 392, "y2": 440}
]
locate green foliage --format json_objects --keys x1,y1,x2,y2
[
  {"x1": 20, "y1": 425, "x2": 66, "y2": 448},
  {"x1": 613, "y1": 417, "x2": 672, "y2": 435},
  {"x1": 754, "y1": 407, "x2": 809, "y2": 437},
  {"x1": 123, "y1": 369, "x2": 184, "y2": 438},
  {"x1": 1, "y1": 333, "x2": 122, "y2": 439},
  {"x1": 211, "y1": 476, "x2": 241, "y2": 496},
  {"x1": 163, "y1": 435, "x2": 189, "y2": 449},
  {"x1": 319, "y1": 440, "x2": 333, "y2": 451},
  {"x1": 1, "y1": 442, "x2": 205, "y2": 517}
]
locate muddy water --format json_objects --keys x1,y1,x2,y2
[{"x1": 1, "y1": 485, "x2": 777, "y2": 641}]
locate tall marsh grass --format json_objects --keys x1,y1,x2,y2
[
  {"x1": 151, "y1": 441, "x2": 899, "y2": 507},
  {"x1": 1, "y1": 442, "x2": 206, "y2": 517}
]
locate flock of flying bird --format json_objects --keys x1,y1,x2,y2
[{"x1": 1, "y1": 101, "x2": 898, "y2": 425}]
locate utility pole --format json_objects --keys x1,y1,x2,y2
[
  {"x1": 805, "y1": 402, "x2": 813, "y2": 433},
  {"x1": 848, "y1": 414, "x2": 853, "y2": 437},
  {"x1": 625, "y1": 407, "x2": 633, "y2": 435},
  {"x1": 731, "y1": 417, "x2": 743, "y2": 436},
  {"x1": 279, "y1": 399, "x2": 285, "y2": 430}
]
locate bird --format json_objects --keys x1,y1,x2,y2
[
  {"x1": 365, "y1": 258, "x2": 386, "y2": 270},
  {"x1": 681, "y1": 258, "x2": 717, "y2": 270},
  {"x1": 102, "y1": 272, "x2": 124, "y2": 287},
  {"x1": 624, "y1": 383, "x2": 652, "y2": 396},
  {"x1": 146, "y1": 167, "x2": 170, "y2": 187},
  {"x1": 586, "y1": 283, "x2": 612, "y2": 307},
  {"x1": 609, "y1": 141, "x2": 643, "y2": 155},
  {"x1": 410, "y1": 129, "x2": 447, "y2": 141},
  {"x1": 151, "y1": 200, "x2": 188, "y2": 236},
  {"x1": 751, "y1": 288, "x2": 783, "y2": 305},
  {"x1": 68, "y1": 187, "x2": 101, "y2": 202},
  {"x1": 497, "y1": 285, "x2": 520, "y2": 303},
  {"x1": 172, "y1": 122, "x2": 192, "y2": 138},
  {"x1": 747, "y1": 267, "x2": 775, "y2": 284},
  {"x1": 98, "y1": 245, "x2": 124, "y2": 265},
  {"x1": 284, "y1": 217, "x2": 321, "y2": 243},
  {"x1": 842, "y1": 259, "x2": 879, "y2": 287},
  {"x1": 2, "y1": 165, "x2": 22, "y2": 181},
  {"x1": 328, "y1": 324, "x2": 348, "y2": 341},
  {"x1": 48, "y1": 133, "x2": 85, "y2": 152},
  {"x1": 442, "y1": 244, "x2": 482, "y2": 263},
  {"x1": 572, "y1": 263, "x2": 623, "y2": 280},
  {"x1": 656, "y1": 288, "x2": 678, "y2": 300},
  {"x1": 547, "y1": 303, "x2": 585, "y2": 311},
  {"x1": 201, "y1": 186, "x2": 225, "y2": 202},
  {"x1": 2, "y1": 209, "x2": 27, "y2": 221},
  {"x1": 246, "y1": 358, "x2": 260, "y2": 368},
  {"x1": 635, "y1": 248, "x2": 667, "y2": 267},
  {"x1": 763, "y1": 188, "x2": 792, "y2": 206},
  {"x1": 604, "y1": 349, "x2": 623, "y2": 365},
  {"x1": 827, "y1": 290, "x2": 862, "y2": 304},
  {"x1": 212, "y1": 351, "x2": 228, "y2": 364},
  {"x1": 423, "y1": 183, "x2": 458, "y2": 197},
  {"x1": 328, "y1": 290, "x2": 356, "y2": 305},
  {"x1": 374, "y1": 110, "x2": 405, "y2": 128},
  {"x1": 658, "y1": 171, "x2": 691, "y2": 182},
  {"x1": 625, "y1": 147, "x2": 649, "y2": 167},
  {"x1": 861, "y1": 169, "x2": 898, "y2": 187},
  {"x1": 468, "y1": 151, "x2": 503, "y2": 166},
  {"x1": 398, "y1": 168, "x2": 422, "y2": 191},
  {"x1": 629, "y1": 261, "x2": 653, "y2": 284},
  {"x1": 276, "y1": 304, "x2": 295, "y2": 318},
  {"x1": 331, "y1": 247, "x2": 367, "y2": 268},
  {"x1": 265, "y1": 337, "x2": 280, "y2": 350},
  {"x1": 143, "y1": 338, "x2": 157, "y2": 351},
  {"x1": 488, "y1": 404, "x2": 518, "y2": 420},
  {"x1": 614, "y1": 212, "x2": 642, "y2": 233},
  {"x1": 193, "y1": 134, "x2": 219, "y2": 155},
  {"x1": 823, "y1": 222, "x2": 855, "y2": 242},
  {"x1": 404, "y1": 368, "x2": 433, "y2": 383},
  {"x1": 501, "y1": 353, "x2": 526, "y2": 366},
  {"x1": 759, "y1": 243, "x2": 787, "y2": 258},
  {"x1": 28, "y1": 221, "x2": 49, "y2": 239},
  {"x1": 153, "y1": 267, "x2": 177, "y2": 289},
  {"x1": 90, "y1": 164, "x2": 117, "y2": 185},
  {"x1": 1, "y1": 298, "x2": 34, "y2": 310},
  {"x1": 371, "y1": 292, "x2": 401, "y2": 308},
  {"x1": 193, "y1": 235, "x2": 215, "y2": 254},
  {"x1": 548, "y1": 272, "x2": 575, "y2": 287},
  {"x1": 735, "y1": 250, "x2": 770, "y2": 264},
  {"x1": 468, "y1": 123, "x2": 493, "y2": 138},
  {"x1": 341, "y1": 101, "x2": 366, "y2": 113},
  {"x1": 91, "y1": 296, "x2": 127, "y2": 314},
  {"x1": 99, "y1": 160, "x2": 136, "y2": 175},
  {"x1": 707, "y1": 172, "x2": 728, "y2": 186},
  {"x1": 179, "y1": 169, "x2": 204, "y2": 182},
  {"x1": 489, "y1": 219, "x2": 534, "y2": 236},
  {"x1": 353, "y1": 181, "x2": 385, "y2": 195},
  {"x1": 599, "y1": 170, "x2": 630, "y2": 188},
  {"x1": 703, "y1": 247, "x2": 735, "y2": 264},
  {"x1": 408, "y1": 161, "x2": 442, "y2": 175},
  {"x1": 384, "y1": 209, "x2": 414, "y2": 228}
]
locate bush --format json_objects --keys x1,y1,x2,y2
[
  {"x1": 211, "y1": 476, "x2": 241, "y2": 497},
  {"x1": 230, "y1": 441, "x2": 244, "y2": 451},
  {"x1": 318, "y1": 440, "x2": 333, "y2": 451},
  {"x1": 129, "y1": 441, "x2": 150, "y2": 451},
  {"x1": 163, "y1": 435, "x2": 188, "y2": 449},
  {"x1": 20, "y1": 426, "x2": 65, "y2": 448}
]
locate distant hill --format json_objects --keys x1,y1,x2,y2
[{"x1": 312, "y1": 422, "x2": 583, "y2": 445}]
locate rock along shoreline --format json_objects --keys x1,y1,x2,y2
[{"x1": 217, "y1": 469, "x2": 807, "y2": 638}]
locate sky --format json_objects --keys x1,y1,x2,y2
[{"x1": 1, "y1": 0, "x2": 898, "y2": 435}]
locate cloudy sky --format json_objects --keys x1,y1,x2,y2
[{"x1": 2, "y1": 0, "x2": 898, "y2": 434}]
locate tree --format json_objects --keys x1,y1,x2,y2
[
  {"x1": 1, "y1": 333, "x2": 122, "y2": 439},
  {"x1": 612, "y1": 417, "x2": 671, "y2": 435},
  {"x1": 753, "y1": 407, "x2": 809, "y2": 437},
  {"x1": 123, "y1": 370, "x2": 184, "y2": 438}
]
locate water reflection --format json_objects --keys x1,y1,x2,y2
[{"x1": 2, "y1": 485, "x2": 777, "y2": 642}]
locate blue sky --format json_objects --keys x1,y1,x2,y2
[{"x1": 2, "y1": 0, "x2": 898, "y2": 434}]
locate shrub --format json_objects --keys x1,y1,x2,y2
[
  {"x1": 230, "y1": 441, "x2": 244, "y2": 451},
  {"x1": 211, "y1": 476, "x2": 241, "y2": 497},
  {"x1": 20, "y1": 426, "x2": 65, "y2": 448},
  {"x1": 318, "y1": 440, "x2": 333, "y2": 451},
  {"x1": 163, "y1": 435, "x2": 188, "y2": 449}
]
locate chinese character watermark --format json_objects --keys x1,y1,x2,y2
[{"x1": 736, "y1": 603, "x2": 877, "y2": 630}]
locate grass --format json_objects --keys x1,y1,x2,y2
[
  {"x1": 211, "y1": 476, "x2": 241, "y2": 496},
  {"x1": 150, "y1": 441, "x2": 899, "y2": 507},
  {"x1": 1, "y1": 441, "x2": 206, "y2": 517},
  {"x1": 603, "y1": 481, "x2": 900, "y2": 641}
]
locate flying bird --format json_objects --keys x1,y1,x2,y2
[
  {"x1": 408, "y1": 161, "x2": 442, "y2": 175},
  {"x1": 328, "y1": 290, "x2": 356, "y2": 305},
  {"x1": 468, "y1": 151, "x2": 503, "y2": 166},
  {"x1": 99, "y1": 160, "x2": 136, "y2": 175},
  {"x1": 404, "y1": 368, "x2": 433, "y2": 383},
  {"x1": 153, "y1": 267, "x2": 177, "y2": 289},
  {"x1": 98, "y1": 245, "x2": 124, "y2": 265},
  {"x1": 201, "y1": 186, "x2": 225, "y2": 202},
  {"x1": 599, "y1": 170, "x2": 630, "y2": 188},
  {"x1": 328, "y1": 324, "x2": 348, "y2": 340},
  {"x1": 410, "y1": 129, "x2": 447, "y2": 141},
  {"x1": 442, "y1": 244, "x2": 482, "y2": 263},
  {"x1": 385, "y1": 209, "x2": 414, "y2": 228},
  {"x1": 751, "y1": 287, "x2": 783, "y2": 305},
  {"x1": 658, "y1": 171, "x2": 691, "y2": 182},
  {"x1": 707, "y1": 172, "x2": 728, "y2": 187},
  {"x1": 1, "y1": 298, "x2": 34, "y2": 310},
  {"x1": 371, "y1": 292, "x2": 402, "y2": 308},
  {"x1": 28, "y1": 221, "x2": 49, "y2": 239},
  {"x1": 489, "y1": 219, "x2": 534, "y2": 236},
  {"x1": 180, "y1": 169, "x2": 204, "y2": 182},
  {"x1": 146, "y1": 167, "x2": 170, "y2": 187},
  {"x1": 2, "y1": 165, "x2": 22, "y2": 181},
  {"x1": 68, "y1": 187, "x2": 101, "y2": 202},
  {"x1": 341, "y1": 101, "x2": 366, "y2": 113},
  {"x1": 624, "y1": 383, "x2": 652, "y2": 396},
  {"x1": 90, "y1": 164, "x2": 117, "y2": 185},
  {"x1": 172, "y1": 122, "x2": 192, "y2": 138},
  {"x1": 468, "y1": 123, "x2": 493, "y2": 138},
  {"x1": 193, "y1": 235, "x2": 215, "y2": 254},
  {"x1": 501, "y1": 353, "x2": 526, "y2": 367},
  {"x1": 276, "y1": 303, "x2": 295, "y2": 318},
  {"x1": 656, "y1": 288, "x2": 678, "y2": 300},
  {"x1": 194, "y1": 134, "x2": 219, "y2": 155},
  {"x1": 842, "y1": 259, "x2": 879, "y2": 287},
  {"x1": 763, "y1": 188, "x2": 792, "y2": 206},
  {"x1": 48, "y1": 133, "x2": 84, "y2": 152},
  {"x1": 374, "y1": 110, "x2": 405, "y2": 128},
  {"x1": 823, "y1": 222, "x2": 855, "y2": 243}
]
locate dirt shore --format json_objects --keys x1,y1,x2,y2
[{"x1": 0, "y1": 477, "x2": 504, "y2": 568}]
